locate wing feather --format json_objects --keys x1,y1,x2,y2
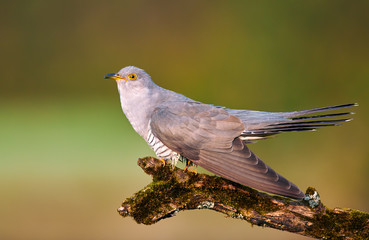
[{"x1": 150, "y1": 101, "x2": 304, "y2": 199}]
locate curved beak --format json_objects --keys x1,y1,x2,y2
[{"x1": 104, "y1": 73, "x2": 126, "y2": 81}]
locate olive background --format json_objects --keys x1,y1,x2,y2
[{"x1": 1, "y1": 1, "x2": 368, "y2": 239}]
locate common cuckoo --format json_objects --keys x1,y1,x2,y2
[{"x1": 105, "y1": 66, "x2": 356, "y2": 199}]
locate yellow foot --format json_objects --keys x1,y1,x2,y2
[
  {"x1": 159, "y1": 158, "x2": 166, "y2": 165},
  {"x1": 186, "y1": 169, "x2": 197, "y2": 174},
  {"x1": 184, "y1": 159, "x2": 197, "y2": 173},
  {"x1": 184, "y1": 165, "x2": 197, "y2": 174}
]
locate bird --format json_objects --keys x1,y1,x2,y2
[{"x1": 105, "y1": 66, "x2": 357, "y2": 200}]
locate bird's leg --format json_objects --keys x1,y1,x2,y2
[
  {"x1": 184, "y1": 159, "x2": 197, "y2": 174},
  {"x1": 168, "y1": 154, "x2": 181, "y2": 169},
  {"x1": 159, "y1": 158, "x2": 166, "y2": 165}
]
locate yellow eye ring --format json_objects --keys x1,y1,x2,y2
[{"x1": 128, "y1": 73, "x2": 137, "y2": 80}]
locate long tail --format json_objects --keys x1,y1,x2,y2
[{"x1": 238, "y1": 103, "x2": 357, "y2": 140}]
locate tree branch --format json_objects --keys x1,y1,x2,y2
[{"x1": 117, "y1": 157, "x2": 369, "y2": 239}]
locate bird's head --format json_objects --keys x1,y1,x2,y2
[{"x1": 105, "y1": 66, "x2": 154, "y2": 91}]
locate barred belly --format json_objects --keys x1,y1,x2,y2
[{"x1": 146, "y1": 127, "x2": 182, "y2": 165}]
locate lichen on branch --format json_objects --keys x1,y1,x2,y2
[{"x1": 118, "y1": 157, "x2": 369, "y2": 239}]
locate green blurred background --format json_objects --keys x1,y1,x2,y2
[{"x1": 1, "y1": 1, "x2": 368, "y2": 239}]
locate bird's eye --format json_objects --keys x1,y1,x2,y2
[{"x1": 128, "y1": 74, "x2": 137, "y2": 80}]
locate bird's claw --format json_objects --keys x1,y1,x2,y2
[
  {"x1": 159, "y1": 158, "x2": 166, "y2": 165},
  {"x1": 184, "y1": 160, "x2": 197, "y2": 174},
  {"x1": 184, "y1": 167, "x2": 197, "y2": 174}
]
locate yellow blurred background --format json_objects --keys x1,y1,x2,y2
[{"x1": 1, "y1": 1, "x2": 368, "y2": 239}]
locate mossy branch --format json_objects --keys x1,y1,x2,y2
[{"x1": 118, "y1": 157, "x2": 369, "y2": 239}]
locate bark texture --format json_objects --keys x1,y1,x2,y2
[{"x1": 118, "y1": 157, "x2": 369, "y2": 239}]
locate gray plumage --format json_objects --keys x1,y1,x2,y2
[{"x1": 105, "y1": 66, "x2": 357, "y2": 200}]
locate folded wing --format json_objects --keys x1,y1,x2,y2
[{"x1": 150, "y1": 101, "x2": 305, "y2": 199}]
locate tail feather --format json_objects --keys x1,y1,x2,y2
[
  {"x1": 274, "y1": 118, "x2": 352, "y2": 126},
  {"x1": 291, "y1": 112, "x2": 353, "y2": 121},
  {"x1": 286, "y1": 103, "x2": 358, "y2": 117},
  {"x1": 239, "y1": 103, "x2": 357, "y2": 140},
  {"x1": 250, "y1": 118, "x2": 353, "y2": 134}
]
